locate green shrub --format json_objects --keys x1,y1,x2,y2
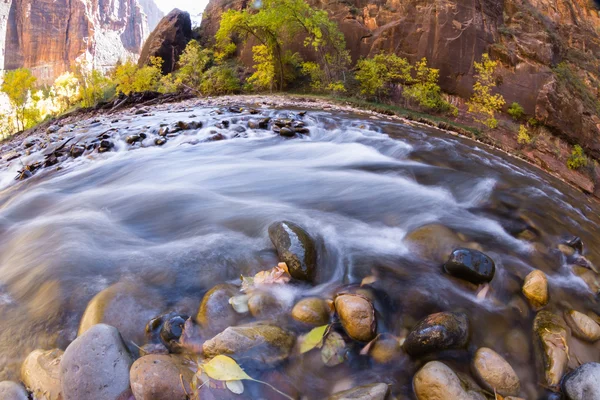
[
  {"x1": 567, "y1": 145, "x2": 587, "y2": 170},
  {"x1": 403, "y1": 58, "x2": 457, "y2": 115},
  {"x1": 199, "y1": 65, "x2": 241, "y2": 96},
  {"x1": 517, "y1": 124, "x2": 531, "y2": 145},
  {"x1": 508, "y1": 102, "x2": 525, "y2": 120}
]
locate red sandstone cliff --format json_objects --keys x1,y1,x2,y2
[
  {"x1": 1, "y1": 0, "x2": 163, "y2": 83},
  {"x1": 199, "y1": 0, "x2": 600, "y2": 159}
]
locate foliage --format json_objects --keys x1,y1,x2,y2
[
  {"x1": 301, "y1": 61, "x2": 324, "y2": 91},
  {"x1": 517, "y1": 124, "x2": 531, "y2": 145},
  {"x1": 52, "y1": 72, "x2": 80, "y2": 112},
  {"x1": 73, "y1": 61, "x2": 113, "y2": 108},
  {"x1": 508, "y1": 102, "x2": 525, "y2": 120},
  {"x1": 175, "y1": 40, "x2": 215, "y2": 91},
  {"x1": 113, "y1": 57, "x2": 163, "y2": 95},
  {"x1": 199, "y1": 65, "x2": 241, "y2": 96},
  {"x1": 248, "y1": 45, "x2": 277, "y2": 91},
  {"x1": 567, "y1": 145, "x2": 587, "y2": 170},
  {"x1": 467, "y1": 53, "x2": 506, "y2": 129},
  {"x1": 403, "y1": 58, "x2": 457, "y2": 115},
  {"x1": 355, "y1": 53, "x2": 411, "y2": 99},
  {"x1": 1, "y1": 68, "x2": 37, "y2": 131},
  {"x1": 300, "y1": 325, "x2": 329, "y2": 353}
]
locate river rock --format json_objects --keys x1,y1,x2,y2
[
  {"x1": 533, "y1": 311, "x2": 568, "y2": 388},
  {"x1": 564, "y1": 310, "x2": 600, "y2": 342},
  {"x1": 248, "y1": 291, "x2": 283, "y2": 319},
  {"x1": 291, "y1": 297, "x2": 330, "y2": 326},
  {"x1": 268, "y1": 221, "x2": 317, "y2": 282},
  {"x1": 405, "y1": 224, "x2": 463, "y2": 264},
  {"x1": 443, "y1": 248, "x2": 495, "y2": 284},
  {"x1": 334, "y1": 294, "x2": 376, "y2": 342},
  {"x1": 196, "y1": 283, "x2": 242, "y2": 336},
  {"x1": 60, "y1": 324, "x2": 133, "y2": 400},
  {"x1": 504, "y1": 329, "x2": 530, "y2": 363},
  {"x1": 522, "y1": 270, "x2": 548, "y2": 309},
  {"x1": 367, "y1": 334, "x2": 403, "y2": 364},
  {"x1": 404, "y1": 312, "x2": 470, "y2": 357},
  {"x1": 327, "y1": 382, "x2": 390, "y2": 400},
  {"x1": 21, "y1": 348, "x2": 63, "y2": 400},
  {"x1": 0, "y1": 381, "x2": 28, "y2": 400},
  {"x1": 562, "y1": 362, "x2": 600, "y2": 400},
  {"x1": 413, "y1": 361, "x2": 482, "y2": 400},
  {"x1": 130, "y1": 354, "x2": 195, "y2": 400},
  {"x1": 202, "y1": 323, "x2": 295, "y2": 366},
  {"x1": 472, "y1": 347, "x2": 520, "y2": 396},
  {"x1": 78, "y1": 281, "x2": 165, "y2": 346}
]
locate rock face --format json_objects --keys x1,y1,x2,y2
[
  {"x1": 60, "y1": 324, "x2": 133, "y2": 400},
  {"x1": 1, "y1": 0, "x2": 163, "y2": 83},
  {"x1": 562, "y1": 363, "x2": 600, "y2": 400},
  {"x1": 404, "y1": 312, "x2": 470, "y2": 357},
  {"x1": 138, "y1": 9, "x2": 194, "y2": 74},
  {"x1": 200, "y1": 0, "x2": 600, "y2": 161}
]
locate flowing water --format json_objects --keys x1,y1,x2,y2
[{"x1": 0, "y1": 98, "x2": 598, "y2": 398}]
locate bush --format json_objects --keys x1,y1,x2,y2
[
  {"x1": 508, "y1": 102, "x2": 525, "y2": 120},
  {"x1": 199, "y1": 65, "x2": 241, "y2": 96},
  {"x1": 467, "y1": 53, "x2": 506, "y2": 129},
  {"x1": 403, "y1": 58, "x2": 457, "y2": 115},
  {"x1": 517, "y1": 124, "x2": 531, "y2": 145},
  {"x1": 567, "y1": 145, "x2": 587, "y2": 170},
  {"x1": 113, "y1": 57, "x2": 163, "y2": 95}
]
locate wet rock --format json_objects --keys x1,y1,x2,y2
[
  {"x1": 562, "y1": 362, "x2": 600, "y2": 400},
  {"x1": 413, "y1": 361, "x2": 482, "y2": 400},
  {"x1": 69, "y1": 145, "x2": 85, "y2": 158},
  {"x1": 533, "y1": 311, "x2": 568, "y2": 388},
  {"x1": 268, "y1": 221, "x2": 317, "y2": 282},
  {"x1": 522, "y1": 270, "x2": 548, "y2": 309},
  {"x1": 248, "y1": 118, "x2": 270, "y2": 130},
  {"x1": 155, "y1": 138, "x2": 167, "y2": 146},
  {"x1": 405, "y1": 224, "x2": 463, "y2": 264},
  {"x1": 78, "y1": 281, "x2": 165, "y2": 347},
  {"x1": 196, "y1": 283, "x2": 242, "y2": 336},
  {"x1": 472, "y1": 347, "x2": 520, "y2": 396},
  {"x1": 334, "y1": 294, "x2": 376, "y2": 342},
  {"x1": 126, "y1": 135, "x2": 141, "y2": 144},
  {"x1": 566, "y1": 236, "x2": 584, "y2": 253},
  {"x1": 248, "y1": 291, "x2": 283, "y2": 319},
  {"x1": 279, "y1": 127, "x2": 295, "y2": 137},
  {"x1": 564, "y1": 310, "x2": 600, "y2": 342},
  {"x1": 291, "y1": 297, "x2": 330, "y2": 326},
  {"x1": 0, "y1": 381, "x2": 28, "y2": 399},
  {"x1": 444, "y1": 248, "x2": 495, "y2": 284},
  {"x1": 572, "y1": 266, "x2": 600, "y2": 294},
  {"x1": 145, "y1": 313, "x2": 190, "y2": 353},
  {"x1": 21, "y1": 348, "x2": 63, "y2": 400},
  {"x1": 367, "y1": 334, "x2": 403, "y2": 364},
  {"x1": 130, "y1": 354, "x2": 195, "y2": 400},
  {"x1": 60, "y1": 324, "x2": 133, "y2": 400},
  {"x1": 327, "y1": 382, "x2": 390, "y2": 400},
  {"x1": 404, "y1": 312, "x2": 470, "y2": 357},
  {"x1": 209, "y1": 133, "x2": 226, "y2": 141},
  {"x1": 202, "y1": 323, "x2": 295, "y2": 366},
  {"x1": 504, "y1": 329, "x2": 530, "y2": 364}
]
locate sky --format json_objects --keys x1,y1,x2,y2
[{"x1": 154, "y1": 0, "x2": 209, "y2": 25}]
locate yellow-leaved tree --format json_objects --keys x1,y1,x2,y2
[
  {"x1": 113, "y1": 57, "x2": 163, "y2": 95},
  {"x1": 468, "y1": 53, "x2": 505, "y2": 128},
  {"x1": 1, "y1": 68, "x2": 37, "y2": 131}
]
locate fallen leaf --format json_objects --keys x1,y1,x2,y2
[
  {"x1": 229, "y1": 294, "x2": 250, "y2": 313},
  {"x1": 321, "y1": 331, "x2": 346, "y2": 366},
  {"x1": 300, "y1": 324, "x2": 329, "y2": 354},
  {"x1": 225, "y1": 380, "x2": 245, "y2": 394},
  {"x1": 241, "y1": 263, "x2": 291, "y2": 292},
  {"x1": 359, "y1": 334, "x2": 380, "y2": 356},
  {"x1": 203, "y1": 355, "x2": 252, "y2": 381}
]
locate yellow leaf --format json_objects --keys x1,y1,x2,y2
[
  {"x1": 226, "y1": 380, "x2": 245, "y2": 394},
  {"x1": 202, "y1": 355, "x2": 252, "y2": 381},
  {"x1": 300, "y1": 324, "x2": 328, "y2": 354}
]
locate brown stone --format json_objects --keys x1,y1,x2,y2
[
  {"x1": 522, "y1": 270, "x2": 548, "y2": 309},
  {"x1": 21, "y1": 349, "x2": 63, "y2": 400},
  {"x1": 533, "y1": 311, "x2": 568, "y2": 388},
  {"x1": 472, "y1": 347, "x2": 520, "y2": 396},
  {"x1": 291, "y1": 297, "x2": 330, "y2": 326},
  {"x1": 334, "y1": 294, "x2": 376, "y2": 342},
  {"x1": 564, "y1": 310, "x2": 600, "y2": 342},
  {"x1": 413, "y1": 361, "x2": 483, "y2": 400},
  {"x1": 130, "y1": 354, "x2": 195, "y2": 400},
  {"x1": 196, "y1": 283, "x2": 242, "y2": 336}
]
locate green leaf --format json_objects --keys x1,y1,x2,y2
[
  {"x1": 300, "y1": 324, "x2": 329, "y2": 354},
  {"x1": 203, "y1": 355, "x2": 252, "y2": 381},
  {"x1": 321, "y1": 331, "x2": 346, "y2": 366}
]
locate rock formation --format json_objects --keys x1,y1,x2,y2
[
  {"x1": 199, "y1": 0, "x2": 600, "y2": 159},
  {"x1": 138, "y1": 9, "x2": 194, "y2": 74},
  {"x1": 1, "y1": 0, "x2": 163, "y2": 84}
]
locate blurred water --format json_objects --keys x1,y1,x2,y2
[{"x1": 0, "y1": 102, "x2": 598, "y2": 396}]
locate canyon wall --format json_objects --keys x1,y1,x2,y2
[
  {"x1": 200, "y1": 0, "x2": 600, "y2": 159},
  {"x1": 0, "y1": 0, "x2": 164, "y2": 84}
]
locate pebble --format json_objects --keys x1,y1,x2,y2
[
  {"x1": 562, "y1": 362, "x2": 600, "y2": 400},
  {"x1": 444, "y1": 248, "x2": 495, "y2": 284},
  {"x1": 291, "y1": 297, "x2": 330, "y2": 326},
  {"x1": 130, "y1": 354, "x2": 195, "y2": 400},
  {"x1": 404, "y1": 312, "x2": 470, "y2": 357},
  {"x1": 327, "y1": 382, "x2": 389, "y2": 400},
  {"x1": 472, "y1": 347, "x2": 520, "y2": 396},
  {"x1": 0, "y1": 381, "x2": 29, "y2": 400},
  {"x1": 522, "y1": 270, "x2": 548, "y2": 309},
  {"x1": 21, "y1": 349, "x2": 63, "y2": 400},
  {"x1": 564, "y1": 310, "x2": 600, "y2": 342},
  {"x1": 334, "y1": 294, "x2": 377, "y2": 342},
  {"x1": 413, "y1": 361, "x2": 483, "y2": 400}
]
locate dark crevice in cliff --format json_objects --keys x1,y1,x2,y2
[{"x1": 64, "y1": 0, "x2": 73, "y2": 68}]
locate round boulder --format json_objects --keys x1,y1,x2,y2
[
  {"x1": 291, "y1": 297, "x2": 330, "y2": 326},
  {"x1": 444, "y1": 248, "x2": 495, "y2": 284},
  {"x1": 60, "y1": 324, "x2": 133, "y2": 400},
  {"x1": 472, "y1": 347, "x2": 520, "y2": 396},
  {"x1": 268, "y1": 221, "x2": 317, "y2": 282},
  {"x1": 562, "y1": 363, "x2": 600, "y2": 400},
  {"x1": 564, "y1": 310, "x2": 600, "y2": 342},
  {"x1": 0, "y1": 381, "x2": 28, "y2": 400},
  {"x1": 196, "y1": 283, "x2": 242, "y2": 336},
  {"x1": 130, "y1": 354, "x2": 195, "y2": 400},
  {"x1": 522, "y1": 270, "x2": 548, "y2": 309},
  {"x1": 405, "y1": 224, "x2": 463, "y2": 264},
  {"x1": 413, "y1": 361, "x2": 482, "y2": 400},
  {"x1": 78, "y1": 281, "x2": 165, "y2": 347},
  {"x1": 21, "y1": 348, "x2": 63, "y2": 400},
  {"x1": 334, "y1": 294, "x2": 376, "y2": 342},
  {"x1": 404, "y1": 312, "x2": 470, "y2": 357}
]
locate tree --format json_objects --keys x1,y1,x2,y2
[
  {"x1": 175, "y1": 40, "x2": 215, "y2": 91},
  {"x1": 52, "y1": 72, "x2": 80, "y2": 112},
  {"x1": 355, "y1": 53, "x2": 412, "y2": 100},
  {"x1": 248, "y1": 45, "x2": 276, "y2": 91},
  {"x1": 467, "y1": 53, "x2": 505, "y2": 129},
  {"x1": 404, "y1": 58, "x2": 455, "y2": 114},
  {"x1": 73, "y1": 61, "x2": 114, "y2": 108},
  {"x1": 199, "y1": 65, "x2": 241, "y2": 96},
  {"x1": 113, "y1": 57, "x2": 163, "y2": 95},
  {"x1": 1, "y1": 68, "x2": 37, "y2": 131}
]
